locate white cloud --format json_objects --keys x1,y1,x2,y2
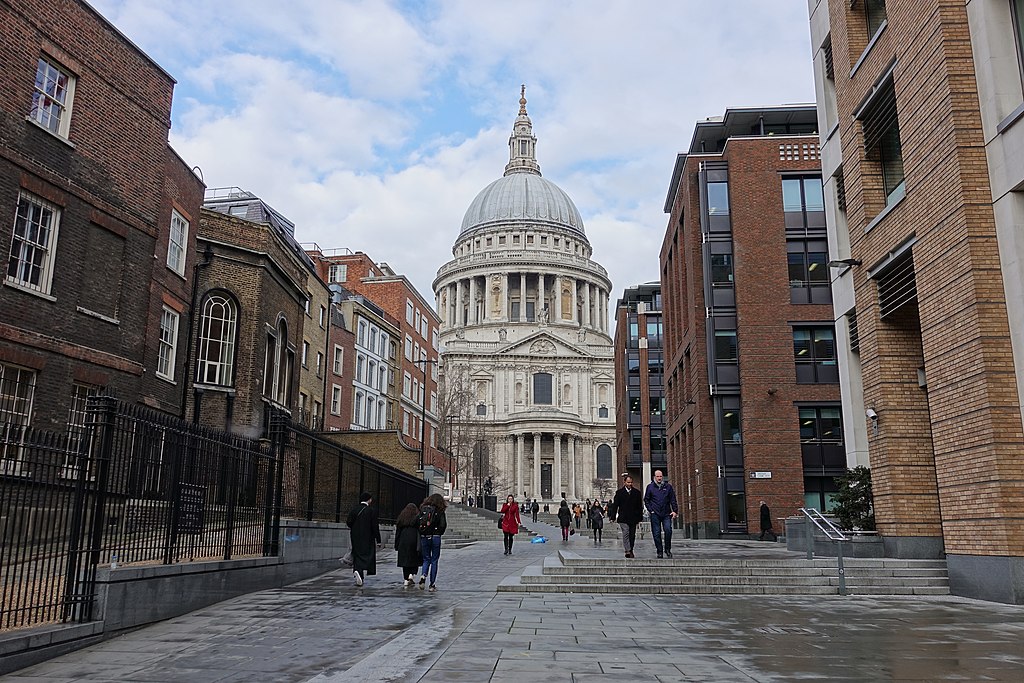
[{"x1": 90, "y1": 0, "x2": 816, "y2": 302}]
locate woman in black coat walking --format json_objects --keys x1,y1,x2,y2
[
  {"x1": 557, "y1": 500, "x2": 572, "y2": 541},
  {"x1": 394, "y1": 503, "x2": 422, "y2": 586},
  {"x1": 589, "y1": 500, "x2": 605, "y2": 544},
  {"x1": 346, "y1": 491, "x2": 381, "y2": 586}
]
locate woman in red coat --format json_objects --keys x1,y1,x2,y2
[{"x1": 500, "y1": 494, "x2": 522, "y2": 556}]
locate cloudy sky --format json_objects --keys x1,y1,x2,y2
[{"x1": 90, "y1": 0, "x2": 816, "y2": 301}]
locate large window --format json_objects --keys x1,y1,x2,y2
[
  {"x1": 533, "y1": 372, "x2": 552, "y2": 405},
  {"x1": 782, "y1": 176, "x2": 825, "y2": 232},
  {"x1": 1015, "y1": 0, "x2": 1024, "y2": 84},
  {"x1": 167, "y1": 210, "x2": 188, "y2": 276},
  {"x1": 328, "y1": 264, "x2": 347, "y2": 283},
  {"x1": 788, "y1": 240, "x2": 831, "y2": 304},
  {"x1": 64, "y1": 383, "x2": 100, "y2": 475},
  {"x1": 596, "y1": 444, "x2": 613, "y2": 479},
  {"x1": 157, "y1": 307, "x2": 179, "y2": 381},
  {"x1": 800, "y1": 406, "x2": 844, "y2": 444},
  {"x1": 8, "y1": 192, "x2": 60, "y2": 295},
  {"x1": 30, "y1": 57, "x2": 75, "y2": 138},
  {"x1": 857, "y1": 70, "x2": 904, "y2": 207},
  {"x1": 711, "y1": 254, "x2": 734, "y2": 286},
  {"x1": 793, "y1": 327, "x2": 839, "y2": 383},
  {"x1": 0, "y1": 363, "x2": 36, "y2": 473},
  {"x1": 714, "y1": 330, "x2": 738, "y2": 363},
  {"x1": 707, "y1": 182, "x2": 730, "y2": 215},
  {"x1": 196, "y1": 293, "x2": 237, "y2": 385},
  {"x1": 864, "y1": 0, "x2": 887, "y2": 39},
  {"x1": 331, "y1": 385, "x2": 342, "y2": 415}
]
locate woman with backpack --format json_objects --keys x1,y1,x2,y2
[
  {"x1": 394, "y1": 503, "x2": 422, "y2": 587},
  {"x1": 417, "y1": 493, "x2": 447, "y2": 591},
  {"x1": 557, "y1": 499, "x2": 572, "y2": 542},
  {"x1": 589, "y1": 499, "x2": 605, "y2": 544},
  {"x1": 499, "y1": 494, "x2": 522, "y2": 556}
]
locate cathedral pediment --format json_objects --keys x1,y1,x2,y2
[{"x1": 499, "y1": 331, "x2": 589, "y2": 358}]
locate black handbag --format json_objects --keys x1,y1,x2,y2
[{"x1": 497, "y1": 516, "x2": 503, "y2": 528}]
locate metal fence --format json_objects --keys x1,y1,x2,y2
[{"x1": 1, "y1": 397, "x2": 426, "y2": 632}]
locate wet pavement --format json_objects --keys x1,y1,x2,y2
[{"x1": 5, "y1": 522, "x2": 1024, "y2": 682}]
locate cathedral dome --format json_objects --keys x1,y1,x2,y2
[
  {"x1": 459, "y1": 173, "x2": 585, "y2": 236},
  {"x1": 459, "y1": 86, "x2": 586, "y2": 238}
]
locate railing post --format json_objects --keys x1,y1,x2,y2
[
  {"x1": 222, "y1": 436, "x2": 240, "y2": 561},
  {"x1": 837, "y1": 539, "x2": 847, "y2": 596},
  {"x1": 334, "y1": 452, "x2": 344, "y2": 523},
  {"x1": 805, "y1": 514, "x2": 814, "y2": 560},
  {"x1": 305, "y1": 438, "x2": 317, "y2": 521}
]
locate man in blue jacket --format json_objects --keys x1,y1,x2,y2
[{"x1": 644, "y1": 469, "x2": 679, "y2": 558}]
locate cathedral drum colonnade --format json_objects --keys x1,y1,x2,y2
[{"x1": 434, "y1": 89, "x2": 617, "y2": 504}]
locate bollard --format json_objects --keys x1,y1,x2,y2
[
  {"x1": 805, "y1": 517, "x2": 814, "y2": 560},
  {"x1": 837, "y1": 540, "x2": 847, "y2": 596}
]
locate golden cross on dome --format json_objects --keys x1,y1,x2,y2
[{"x1": 519, "y1": 85, "x2": 527, "y2": 115}]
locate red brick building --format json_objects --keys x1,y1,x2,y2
[
  {"x1": 613, "y1": 283, "x2": 665, "y2": 487},
  {"x1": 306, "y1": 251, "x2": 444, "y2": 471},
  {"x1": 661, "y1": 105, "x2": 840, "y2": 537},
  {"x1": 0, "y1": 0, "x2": 202, "y2": 470}
]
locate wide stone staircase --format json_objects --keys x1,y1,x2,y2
[
  {"x1": 442, "y1": 503, "x2": 537, "y2": 548},
  {"x1": 498, "y1": 546, "x2": 950, "y2": 596}
]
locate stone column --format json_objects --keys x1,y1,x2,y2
[
  {"x1": 501, "y1": 272, "x2": 509, "y2": 321},
  {"x1": 583, "y1": 281, "x2": 592, "y2": 328},
  {"x1": 455, "y1": 280, "x2": 464, "y2": 327},
  {"x1": 520, "y1": 273, "x2": 527, "y2": 322},
  {"x1": 533, "y1": 432, "x2": 542, "y2": 500},
  {"x1": 570, "y1": 278, "x2": 578, "y2": 323},
  {"x1": 554, "y1": 433, "x2": 563, "y2": 500},
  {"x1": 469, "y1": 276, "x2": 478, "y2": 324},
  {"x1": 516, "y1": 434, "x2": 524, "y2": 498},
  {"x1": 538, "y1": 272, "x2": 546, "y2": 321},
  {"x1": 554, "y1": 275, "x2": 563, "y2": 322},
  {"x1": 569, "y1": 436, "x2": 577, "y2": 500}
]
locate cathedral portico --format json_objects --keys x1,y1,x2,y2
[{"x1": 435, "y1": 89, "x2": 617, "y2": 504}]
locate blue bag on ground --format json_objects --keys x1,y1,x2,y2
[{"x1": 530, "y1": 536, "x2": 547, "y2": 543}]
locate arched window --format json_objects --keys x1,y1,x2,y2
[
  {"x1": 377, "y1": 399, "x2": 385, "y2": 428},
  {"x1": 533, "y1": 372, "x2": 552, "y2": 405},
  {"x1": 596, "y1": 444, "x2": 613, "y2": 479},
  {"x1": 196, "y1": 293, "x2": 237, "y2": 385},
  {"x1": 264, "y1": 318, "x2": 291, "y2": 405},
  {"x1": 598, "y1": 406, "x2": 609, "y2": 418},
  {"x1": 476, "y1": 403, "x2": 487, "y2": 416}
]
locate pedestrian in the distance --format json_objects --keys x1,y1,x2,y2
[
  {"x1": 531, "y1": 498, "x2": 539, "y2": 523},
  {"x1": 609, "y1": 475, "x2": 643, "y2": 558},
  {"x1": 589, "y1": 500, "x2": 605, "y2": 543},
  {"x1": 346, "y1": 491, "x2": 381, "y2": 586},
  {"x1": 643, "y1": 469, "x2": 679, "y2": 559},
  {"x1": 573, "y1": 503, "x2": 582, "y2": 530},
  {"x1": 557, "y1": 499, "x2": 572, "y2": 541},
  {"x1": 394, "y1": 502, "x2": 422, "y2": 586},
  {"x1": 499, "y1": 494, "x2": 522, "y2": 555},
  {"x1": 417, "y1": 493, "x2": 447, "y2": 591},
  {"x1": 759, "y1": 500, "x2": 777, "y2": 541}
]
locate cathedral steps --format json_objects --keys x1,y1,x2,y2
[{"x1": 497, "y1": 548, "x2": 950, "y2": 596}]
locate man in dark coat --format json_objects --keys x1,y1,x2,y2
[
  {"x1": 759, "y1": 500, "x2": 777, "y2": 541},
  {"x1": 644, "y1": 469, "x2": 679, "y2": 558},
  {"x1": 609, "y1": 475, "x2": 643, "y2": 558},
  {"x1": 346, "y1": 491, "x2": 381, "y2": 586}
]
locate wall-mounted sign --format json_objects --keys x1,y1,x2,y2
[{"x1": 750, "y1": 471, "x2": 772, "y2": 479}]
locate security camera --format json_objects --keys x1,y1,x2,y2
[{"x1": 866, "y1": 408, "x2": 878, "y2": 421}]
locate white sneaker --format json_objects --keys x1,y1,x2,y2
[
  {"x1": 403, "y1": 578, "x2": 411, "y2": 587},
  {"x1": 354, "y1": 571, "x2": 363, "y2": 587}
]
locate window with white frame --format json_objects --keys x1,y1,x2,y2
[
  {"x1": 368, "y1": 360, "x2": 377, "y2": 389},
  {"x1": 319, "y1": 305, "x2": 326, "y2": 328},
  {"x1": 404, "y1": 335, "x2": 413, "y2": 360},
  {"x1": 356, "y1": 354, "x2": 364, "y2": 383},
  {"x1": 316, "y1": 351, "x2": 323, "y2": 377},
  {"x1": 301, "y1": 341, "x2": 309, "y2": 367},
  {"x1": 0, "y1": 363, "x2": 36, "y2": 473},
  {"x1": 8, "y1": 191, "x2": 61, "y2": 295},
  {"x1": 369, "y1": 327, "x2": 377, "y2": 352},
  {"x1": 195, "y1": 293, "x2": 236, "y2": 386},
  {"x1": 379, "y1": 366, "x2": 387, "y2": 390},
  {"x1": 358, "y1": 320, "x2": 366, "y2": 346},
  {"x1": 157, "y1": 307, "x2": 179, "y2": 381},
  {"x1": 403, "y1": 411, "x2": 409, "y2": 435},
  {"x1": 377, "y1": 399, "x2": 385, "y2": 428},
  {"x1": 406, "y1": 300, "x2": 415, "y2": 324},
  {"x1": 331, "y1": 385, "x2": 342, "y2": 415},
  {"x1": 167, "y1": 209, "x2": 188, "y2": 276},
  {"x1": 328, "y1": 263, "x2": 347, "y2": 283},
  {"x1": 354, "y1": 392, "x2": 363, "y2": 426},
  {"x1": 366, "y1": 400, "x2": 374, "y2": 429},
  {"x1": 333, "y1": 345, "x2": 344, "y2": 375},
  {"x1": 30, "y1": 57, "x2": 75, "y2": 138},
  {"x1": 403, "y1": 372, "x2": 411, "y2": 397},
  {"x1": 380, "y1": 333, "x2": 389, "y2": 357}
]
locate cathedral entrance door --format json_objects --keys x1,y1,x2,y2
[{"x1": 541, "y1": 464, "x2": 552, "y2": 499}]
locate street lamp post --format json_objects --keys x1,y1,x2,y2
[{"x1": 414, "y1": 358, "x2": 438, "y2": 471}]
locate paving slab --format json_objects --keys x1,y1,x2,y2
[{"x1": 6, "y1": 537, "x2": 1024, "y2": 681}]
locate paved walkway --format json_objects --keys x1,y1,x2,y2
[{"x1": 6, "y1": 523, "x2": 1024, "y2": 682}]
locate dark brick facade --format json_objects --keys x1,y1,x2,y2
[{"x1": 0, "y1": 0, "x2": 201, "y2": 432}]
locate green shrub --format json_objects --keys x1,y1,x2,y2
[{"x1": 830, "y1": 466, "x2": 875, "y2": 531}]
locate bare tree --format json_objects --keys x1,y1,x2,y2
[{"x1": 591, "y1": 477, "x2": 615, "y2": 502}]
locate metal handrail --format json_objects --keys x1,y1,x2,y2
[{"x1": 799, "y1": 507, "x2": 849, "y2": 596}]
